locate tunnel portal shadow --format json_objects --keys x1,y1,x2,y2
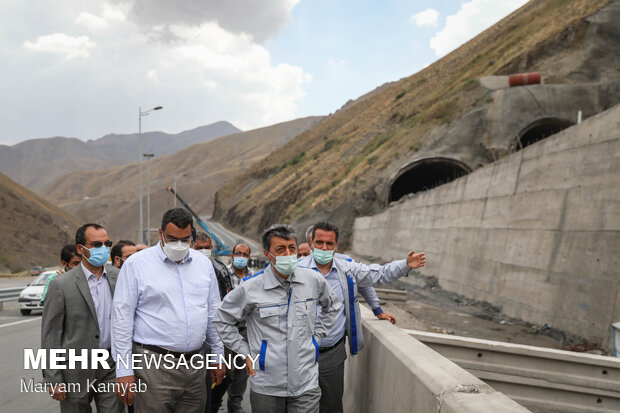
[
  {"x1": 515, "y1": 118, "x2": 574, "y2": 151},
  {"x1": 388, "y1": 158, "x2": 471, "y2": 204}
]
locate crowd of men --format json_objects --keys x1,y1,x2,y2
[{"x1": 41, "y1": 208, "x2": 426, "y2": 413}]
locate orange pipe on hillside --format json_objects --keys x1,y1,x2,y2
[{"x1": 508, "y1": 72, "x2": 541, "y2": 87}]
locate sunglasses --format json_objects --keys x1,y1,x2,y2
[{"x1": 85, "y1": 240, "x2": 113, "y2": 248}]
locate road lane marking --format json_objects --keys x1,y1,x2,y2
[{"x1": 0, "y1": 317, "x2": 40, "y2": 328}]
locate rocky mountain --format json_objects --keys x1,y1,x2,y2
[
  {"x1": 41, "y1": 117, "x2": 324, "y2": 242},
  {"x1": 0, "y1": 121, "x2": 240, "y2": 193},
  {"x1": 0, "y1": 173, "x2": 81, "y2": 272},
  {"x1": 212, "y1": 0, "x2": 619, "y2": 247}
]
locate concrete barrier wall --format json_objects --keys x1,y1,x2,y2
[
  {"x1": 352, "y1": 105, "x2": 620, "y2": 350},
  {"x1": 343, "y1": 305, "x2": 530, "y2": 412}
]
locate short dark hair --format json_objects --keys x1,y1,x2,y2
[
  {"x1": 262, "y1": 224, "x2": 296, "y2": 250},
  {"x1": 161, "y1": 208, "x2": 195, "y2": 240},
  {"x1": 232, "y1": 242, "x2": 251, "y2": 255},
  {"x1": 305, "y1": 225, "x2": 314, "y2": 242},
  {"x1": 75, "y1": 223, "x2": 104, "y2": 246},
  {"x1": 110, "y1": 240, "x2": 136, "y2": 262},
  {"x1": 312, "y1": 222, "x2": 339, "y2": 242},
  {"x1": 196, "y1": 232, "x2": 211, "y2": 242},
  {"x1": 60, "y1": 244, "x2": 78, "y2": 263}
]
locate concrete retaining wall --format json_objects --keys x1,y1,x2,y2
[
  {"x1": 352, "y1": 104, "x2": 620, "y2": 350},
  {"x1": 343, "y1": 306, "x2": 530, "y2": 412}
]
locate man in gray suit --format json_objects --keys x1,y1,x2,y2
[{"x1": 41, "y1": 223, "x2": 124, "y2": 413}]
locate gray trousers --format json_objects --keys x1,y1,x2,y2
[
  {"x1": 318, "y1": 338, "x2": 347, "y2": 413},
  {"x1": 250, "y1": 387, "x2": 321, "y2": 413},
  {"x1": 133, "y1": 345, "x2": 206, "y2": 413},
  {"x1": 59, "y1": 360, "x2": 124, "y2": 413}
]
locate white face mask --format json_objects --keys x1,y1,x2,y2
[
  {"x1": 162, "y1": 239, "x2": 190, "y2": 262},
  {"x1": 198, "y1": 248, "x2": 212, "y2": 258}
]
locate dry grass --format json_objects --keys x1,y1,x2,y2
[{"x1": 213, "y1": 0, "x2": 612, "y2": 241}]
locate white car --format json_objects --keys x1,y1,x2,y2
[{"x1": 18, "y1": 269, "x2": 60, "y2": 315}]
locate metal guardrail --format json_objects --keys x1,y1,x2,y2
[
  {"x1": 406, "y1": 329, "x2": 620, "y2": 413},
  {"x1": 359, "y1": 287, "x2": 408, "y2": 303},
  {"x1": 0, "y1": 287, "x2": 24, "y2": 310},
  {"x1": 0, "y1": 287, "x2": 24, "y2": 303}
]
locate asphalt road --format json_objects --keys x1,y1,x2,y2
[
  {"x1": 0, "y1": 305, "x2": 55, "y2": 413},
  {"x1": 200, "y1": 219, "x2": 261, "y2": 254}
]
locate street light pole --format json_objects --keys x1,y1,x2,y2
[
  {"x1": 144, "y1": 153, "x2": 155, "y2": 245},
  {"x1": 138, "y1": 106, "x2": 163, "y2": 243},
  {"x1": 173, "y1": 175, "x2": 179, "y2": 207}
]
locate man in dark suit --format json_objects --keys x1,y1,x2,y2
[{"x1": 41, "y1": 223, "x2": 124, "y2": 413}]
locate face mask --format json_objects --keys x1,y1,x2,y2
[
  {"x1": 233, "y1": 257, "x2": 248, "y2": 269},
  {"x1": 313, "y1": 248, "x2": 334, "y2": 265},
  {"x1": 269, "y1": 253, "x2": 298, "y2": 276},
  {"x1": 84, "y1": 246, "x2": 110, "y2": 267},
  {"x1": 162, "y1": 239, "x2": 190, "y2": 262},
  {"x1": 198, "y1": 248, "x2": 212, "y2": 258}
]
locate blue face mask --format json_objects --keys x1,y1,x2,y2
[
  {"x1": 84, "y1": 246, "x2": 110, "y2": 267},
  {"x1": 233, "y1": 257, "x2": 248, "y2": 269},
  {"x1": 313, "y1": 248, "x2": 334, "y2": 265}
]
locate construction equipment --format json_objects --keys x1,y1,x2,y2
[{"x1": 167, "y1": 187, "x2": 231, "y2": 255}]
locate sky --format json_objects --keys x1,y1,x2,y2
[{"x1": 0, "y1": 0, "x2": 528, "y2": 145}]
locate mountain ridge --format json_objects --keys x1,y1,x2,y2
[
  {"x1": 42, "y1": 116, "x2": 325, "y2": 242},
  {"x1": 0, "y1": 121, "x2": 240, "y2": 192}
]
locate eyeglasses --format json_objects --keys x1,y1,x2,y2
[{"x1": 85, "y1": 240, "x2": 113, "y2": 248}]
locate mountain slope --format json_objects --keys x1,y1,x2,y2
[
  {"x1": 41, "y1": 116, "x2": 324, "y2": 242},
  {"x1": 212, "y1": 0, "x2": 617, "y2": 246},
  {"x1": 0, "y1": 121, "x2": 240, "y2": 192},
  {"x1": 0, "y1": 173, "x2": 81, "y2": 272}
]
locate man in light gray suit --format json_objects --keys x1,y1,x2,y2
[{"x1": 41, "y1": 223, "x2": 124, "y2": 413}]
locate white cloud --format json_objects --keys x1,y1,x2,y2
[
  {"x1": 75, "y1": 4, "x2": 126, "y2": 29},
  {"x1": 430, "y1": 0, "x2": 528, "y2": 57},
  {"x1": 2, "y1": 0, "x2": 309, "y2": 142},
  {"x1": 165, "y1": 22, "x2": 310, "y2": 127},
  {"x1": 76, "y1": 12, "x2": 107, "y2": 29},
  {"x1": 108, "y1": 0, "x2": 300, "y2": 43},
  {"x1": 410, "y1": 8, "x2": 439, "y2": 27},
  {"x1": 23, "y1": 33, "x2": 96, "y2": 59},
  {"x1": 327, "y1": 57, "x2": 345, "y2": 66}
]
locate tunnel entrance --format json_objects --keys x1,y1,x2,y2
[
  {"x1": 388, "y1": 158, "x2": 471, "y2": 204},
  {"x1": 515, "y1": 118, "x2": 573, "y2": 151}
]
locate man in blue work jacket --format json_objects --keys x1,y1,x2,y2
[
  {"x1": 299, "y1": 221, "x2": 426, "y2": 413},
  {"x1": 214, "y1": 224, "x2": 341, "y2": 413}
]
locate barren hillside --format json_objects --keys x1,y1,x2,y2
[
  {"x1": 42, "y1": 117, "x2": 324, "y2": 242},
  {"x1": 213, "y1": 0, "x2": 617, "y2": 246},
  {"x1": 0, "y1": 173, "x2": 81, "y2": 272}
]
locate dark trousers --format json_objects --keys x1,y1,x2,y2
[
  {"x1": 206, "y1": 370, "x2": 229, "y2": 413},
  {"x1": 205, "y1": 359, "x2": 248, "y2": 413},
  {"x1": 318, "y1": 338, "x2": 347, "y2": 413}
]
